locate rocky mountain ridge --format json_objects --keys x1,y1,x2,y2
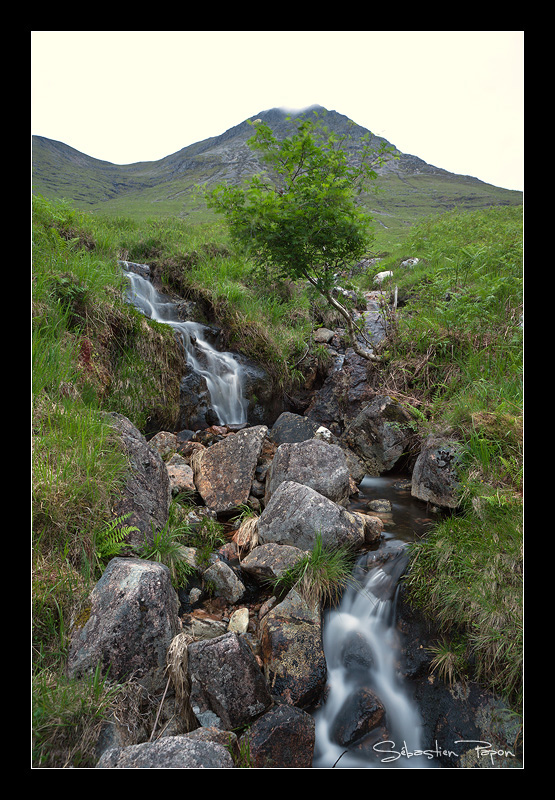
[{"x1": 31, "y1": 106, "x2": 522, "y2": 235}]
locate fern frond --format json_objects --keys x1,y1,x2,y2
[{"x1": 96, "y1": 513, "x2": 138, "y2": 561}]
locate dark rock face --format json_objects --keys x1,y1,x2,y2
[
  {"x1": 411, "y1": 434, "x2": 461, "y2": 509},
  {"x1": 331, "y1": 687, "x2": 385, "y2": 747},
  {"x1": 259, "y1": 589, "x2": 327, "y2": 708},
  {"x1": 241, "y1": 704, "x2": 316, "y2": 768},
  {"x1": 340, "y1": 395, "x2": 413, "y2": 475},
  {"x1": 67, "y1": 558, "x2": 181, "y2": 694}
]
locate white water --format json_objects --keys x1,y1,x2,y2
[
  {"x1": 313, "y1": 547, "x2": 431, "y2": 769},
  {"x1": 121, "y1": 262, "x2": 248, "y2": 426}
]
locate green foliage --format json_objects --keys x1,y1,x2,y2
[
  {"x1": 138, "y1": 516, "x2": 195, "y2": 589},
  {"x1": 206, "y1": 113, "x2": 396, "y2": 360},
  {"x1": 94, "y1": 513, "x2": 138, "y2": 565},
  {"x1": 404, "y1": 499, "x2": 523, "y2": 706},
  {"x1": 207, "y1": 113, "x2": 391, "y2": 295},
  {"x1": 270, "y1": 532, "x2": 356, "y2": 608},
  {"x1": 32, "y1": 663, "x2": 123, "y2": 768}
]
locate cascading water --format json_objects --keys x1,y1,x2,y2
[
  {"x1": 313, "y1": 476, "x2": 436, "y2": 769},
  {"x1": 121, "y1": 261, "x2": 248, "y2": 426}
]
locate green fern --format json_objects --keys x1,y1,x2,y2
[{"x1": 95, "y1": 513, "x2": 138, "y2": 563}]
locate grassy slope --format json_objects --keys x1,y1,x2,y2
[{"x1": 32, "y1": 192, "x2": 523, "y2": 765}]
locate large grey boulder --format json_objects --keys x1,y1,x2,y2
[
  {"x1": 257, "y1": 481, "x2": 366, "y2": 551},
  {"x1": 187, "y1": 632, "x2": 272, "y2": 730},
  {"x1": 96, "y1": 734, "x2": 235, "y2": 768},
  {"x1": 269, "y1": 412, "x2": 325, "y2": 445},
  {"x1": 106, "y1": 413, "x2": 171, "y2": 550},
  {"x1": 193, "y1": 425, "x2": 268, "y2": 514},
  {"x1": 67, "y1": 558, "x2": 181, "y2": 694},
  {"x1": 240, "y1": 542, "x2": 308, "y2": 584},
  {"x1": 411, "y1": 434, "x2": 461, "y2": 509},
  {"x1": 265, "y1": 438, "x2": 351, "y2": 506}
]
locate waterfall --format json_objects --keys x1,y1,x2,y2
[
  {"x1": 313, "y1": 546, "x2": 432, "y2": 769},
  {"x1": 121, "y1": 262, "x2": 248, "y2": 426}
]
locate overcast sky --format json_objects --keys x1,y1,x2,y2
[{"x1": 31, "y1": 31, "x2": 524, "y2": 192}]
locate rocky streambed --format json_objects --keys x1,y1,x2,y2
[{"x1": 66, "y1": 408, "x2": 521, "y2": 769}]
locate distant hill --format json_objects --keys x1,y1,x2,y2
[{"x1": 32, "y1": 105, "x2": 522, "y2": 245}]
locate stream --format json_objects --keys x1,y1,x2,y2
[
  {"x1": 121, "y1": 261, "x2": 248, "y2": 426},
  {"x1": 120, "y1": 263, "x2": 437, "y2": 767},
  {"x1": 313, "y1": 476, "x2": 436, "y2": 769}
]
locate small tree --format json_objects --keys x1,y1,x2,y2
[{"x1": 207, "y1": 111, "x2": 394, "y2": 361}]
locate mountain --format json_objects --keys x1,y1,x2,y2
[{"x1": 32, "y1": 106, "x2": 522, "y2": 244}]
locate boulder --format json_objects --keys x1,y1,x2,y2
[
  {"x1": 187, "y1": 632, "x2": 272, "y2": 730},
  {"x1": 373, "y1": 270, "x2": 393, "y2": 285},
  {"x1": 67, "y1": 557, "x2": 181, "y2": 694},
  {"x1": 257, "y1": 481, "x2": 366, "y2": 552},
  {"x1": 269, "y1": 411, "x2": 326, "y2": 445},
  {"x1": 96, "y1": 734, "x2": 235, "y2": 768},
  {"x1": 259, "y1": 588, "x2": 327, "y2": 708},
  {"x1": 192, "y1": 425, "x2": 268, "y2": 514},
  {"x1": 331, "y1": 686, "x2": 386, "y2": 747},
  {"x1": 179, "y1": 369, "x2": 220, "y2": 431},
  {"x1": 202, "y1": 559, "x2": 246, "y2": 603},
  {"x1": 148, "y1": 430, "x2": 178, "y2": 460},
  {"x1": 165, "y1": 454, "x2": 196, "y2": 497},
  {"x1": 411, "y1": 435, "x2": 461, "y2": 509},
  {"x1": 240, "y1": 703, "x2": 316, "y2": 768},
  {"x1": 304, "y1": 350, "x2": 376, "y2": 435},
  {"x1": 340, "y1": 395, "x2": 413, "y2": 475},
  {"x1": 105, "y1": 413, "x2": 171, "y2": 550},
  {"x1": 240, "y1": 542, "x2": 308, "y2": 584},
  {"x1": 265, "y1": 438, "x2": 351, "y2": 506},
  {"x1": 313, "y1": 327, "x2": 335, "y2": 343}
]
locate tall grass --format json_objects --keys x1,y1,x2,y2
[{"x1": 373, "y1": 206, "x2": 524, "y2": 709}]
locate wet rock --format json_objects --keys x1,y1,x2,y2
[
  {"x1": 332, "y1": 687, "x2": 385, "y2": 747},
  {"x1": 187, "y1": 632, "x2": 272, "y2": 730},
  {"x1": 67, "y1": 558, "x2": 181, "y2": 694},
  {"x1": 265, "y1": 438, "x2": 351, "y2": 506},
  {"x1": 259, "y1": 589, "x2": 327, "y2": 708},
  {"x1": 411, "y1": 435, "x2": 461, "y2": 509},
  {"x1": 341, "y1": 395, "x2": 413, "y2": 475},
  {"x1": 269, "y1": 411, "x2": 325, "y2": 445},
  {"x1": 240, "y1": 703, "x2": 316, "y2": 768},
  {"x1": 178, "y1": 369, "x2": 218, "y2": 431},
  {"x1": 257, "y1": 481, "x2": 366, "y2": 551},
  {"x1": 193, "y1": 425, "x2": 268, "y2": 514},
  {"x1": 105, "y1": 413, "x2": 171, "y2": 550},
  {"x1": 305, "y1": 350, "x2": 375, "y2": 435}
]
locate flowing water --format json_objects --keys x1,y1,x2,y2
[
  {"x1": 313, "y1": 476, "x2": 436, "y2": 768},
  {"x1": 121, "y1": 262, "x2": 248, "y2": 426},
  {"x1": 121, "y1": 264, "x2": 434, "y2": 766}
]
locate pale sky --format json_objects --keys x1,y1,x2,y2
[{"x1": 31, "y1": 31, "x2": 524, "y2": 191}]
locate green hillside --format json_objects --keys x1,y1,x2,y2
[{"x1": 32, "y1": 106, "x2": 522, "y2": 248}]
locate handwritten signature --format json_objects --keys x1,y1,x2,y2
[{"x1": 372, "y1": 739, "x2": 516, "y2": 765}]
